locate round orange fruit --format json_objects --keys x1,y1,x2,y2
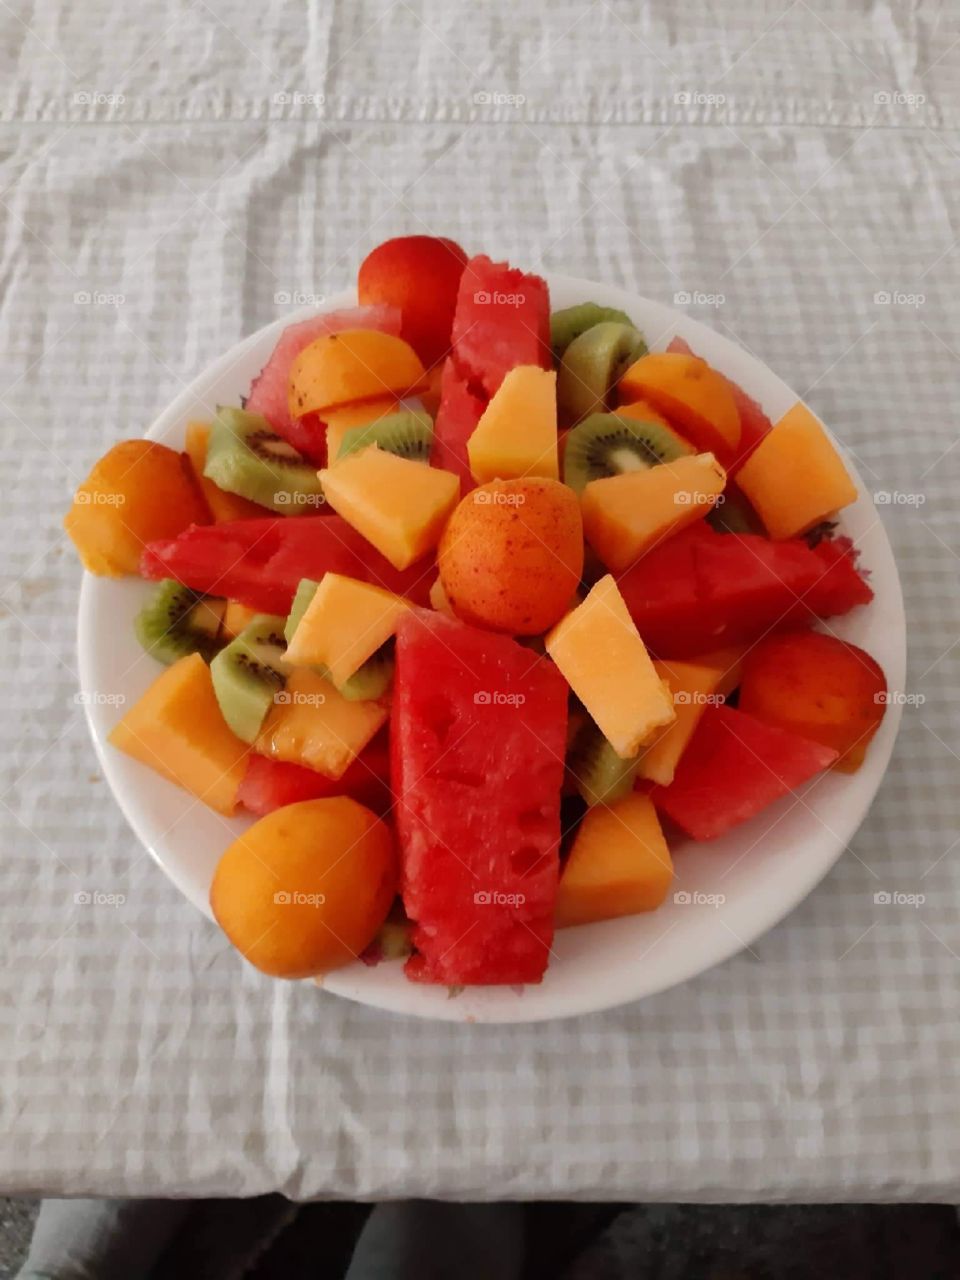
[
  {"x1": 210, "y1": 797, "x2": 396, "y2": 978},
  {"x1": 438, "y1": 477, "x2": 583, "y2": 635}
]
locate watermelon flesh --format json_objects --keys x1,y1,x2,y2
[
  {"x1": 141, "y1": 515, "x2": 434, "y2": 615},
  {"x1": 667, "y1": 335, "x2": 771, "y2": 469},
  {"x1": 652, "y1": 704, "x2": 838, "y2": 840},
  {"x1": 245, "y1": 304, "x2": 402, "y2": 460},
  {"x1": 617, "y1": 522, "x2": 873, "y2": 657},
  {"x1": 238, "y1": 734, "x2": 391, "y2": 815},
  {"x1": 391, "y1": 610, "x2": 568, "y2": 985},
  {"x1": 430, "y1": 356, "x2": 485, "y2": 491}
]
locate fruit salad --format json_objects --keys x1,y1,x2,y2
[{"x1": 66, "y1": 235, "x2": 889, "y2": 989}]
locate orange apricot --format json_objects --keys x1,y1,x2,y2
[
  {"x1": 618, "y1": 352, "x2": 741, "y2": 457},
  {"x1": 287, "y1": 330, "x2": 425, "y2": 422},
  {"x1": 358, "y1": 235, "x2": 467, "y2": 368}
]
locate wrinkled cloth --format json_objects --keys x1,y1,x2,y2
[{"x1": 1, "y1": 0, "x2": 959, "y2": 1201}]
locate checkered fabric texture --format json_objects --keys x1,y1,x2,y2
[{"x1": 1, "y1": 1, "x2": 958, "y2": 1200}]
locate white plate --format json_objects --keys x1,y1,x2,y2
[{"x1": 77, "y1": 275, "x2": 905, "y2": 1024}]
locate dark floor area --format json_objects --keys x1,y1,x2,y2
[{"x1": 2, "y1": 1198, "x2": 959, "y2": 1279}]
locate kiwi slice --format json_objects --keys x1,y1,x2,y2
[
  {"x1": 563, "y1": 412, "x2": 693, "y2": 494},
  {"x1": 566, "y1": 718, "x2": 641, "y2": 807},
  {"x1": 557, "y1": 321, "x2": 647, "y2": 424},
  {"x1": 134, "y1": 579, "x2": 225, "y2": 665},
  {"x1": 284, "y1": 578, "x2": 394, "y2": 701},
  {"x1": 204, "y1": 406, "x2": 325, "y2": 514},
  {"x1": 210, "y1": 614, "x2": 289, "y2": 743},
  {"x1": 336, "y1": 410, "x2": 434, "y2": 464},
  {"x1": 551, "y1": 302, "x2": 635, "y2": 361}
]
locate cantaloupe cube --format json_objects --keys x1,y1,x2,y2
[
  {"x1": 108, "y1": 653, "x2": 248, "y2": 815},
  {"x1": 636, "y1": 659, "x2": 724, "y2": 786},
  {"x1": 545, "y1": 575, "x2": 675, "y2": 758},
  {"x1": 319, "y1": 445, "x2": 460, "y2": 570},
  {"x1": 255, "y1": 668, "x2": 388, "y2": 779},
  {"x1": 184, "y1": 422, "x2": 268, "y2": 523},
  {"x1": 736, "y1": 401, "x2": 858, "y2": 539},
  {"x1": 467, "y1": 366, "x2": 559, "y2": 483},
  {"x1": 581, "y1": 452, "x2": 726, "y2": 573},
  {"x1": 288, "y1": 330, "x2": 425, "y2": 421},
  {"x1": 285, "y1": 573, "x2": 411, "y2": 685},
  {"x1": 556, "y1": 792, "x2": 673, "y2": 927},
  {"x1": 323, "y1": 398, "x2": 400, "y2": 462}
]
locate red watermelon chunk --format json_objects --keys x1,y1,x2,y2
[
  {"x1": 141, "y1": 515, "x2": 433, "y2": 615},
  {"x1": 392, "y1": 610, "x2": 568, "y2": 985},
  {"x1": 238, "y1": 735, "x2": 391, "y2": 815},
  {"x1": 245, "y1": 305, "x2": 402, "y2": 453},
  {"x1": 448, "y1": 255, "x2": 551, "y2": 400},
  {"x1": 430, "y1": 356, "x2": 485, "y2": 492},
  {"x1": 667, "y1": 335, "x2": 771, "y2": 470},
  {"x1": 652, "y1": 704, "x2": 838, "y2": 840},
  {"x1": 617, "y1": 523, "x2": 872, "y2": 657}
]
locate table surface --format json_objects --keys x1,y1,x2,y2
[{"x1": 2, "y1": 0, "x2": 959, "y2": 1202}]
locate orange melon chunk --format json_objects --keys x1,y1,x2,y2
[
  {"x1": 108, "y1": 653, "x2": 248, "y2": 815},
  {"x1": 636, "y1": 659, "x2": 725, "y2": 786},
  {"x1": 618, "y1": 352, "x2": 741, "y2": 456},
  {"x1": 736, "y1": 401, "x2": 858, "y2": 539},
  {"x1": 556, "y1": 792, "x2": 674, "y2": 927},
  {"x1": 285, "y1": 573, "x2": 412, "y2": 685},
  {"x1": 319, "y1": 445, "x2": 460, "y2": 570},
  {"x1": 288, "y1": 330, "x2": 425, "y2": 421},
  {"x1": 184, "y1": 422, "x2": 270, "y2": 523},
  {"x1": 467, "y1": 365, "x2": 559, "y2": 483},
  {"x1": 64, "y1": 439, "x2": 210, "y2": 577},
  {"x1": 580, "y1": 452, "x2": 726, "y2": 573},
  {"x1": 255, "y1": 668, "x2": 388, "y2": 779},
  {"x1": 545, "y1": 575, "x2": 675, "y2": 759}
]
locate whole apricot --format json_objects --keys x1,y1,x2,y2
[
  {"x1": 438, "y1": 477, "x2": 583, "y2": 635},
  {"x1": 210, "y1": 797, "x2": 396, "y2": 978}
]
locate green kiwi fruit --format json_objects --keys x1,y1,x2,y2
[
  {"x1": 134, "y1": 579, "x2": 225, "y2": 665},
  {"x1": 550, "y1": 302, "x2": 635, "y2": 361},
  {"x1": 284, "y1": 577, "x2": 394, "y2": 701},
  {"x1": 336, "y1": 410, "x2": 434, "y2": 463},
  {"x1": 566, "y1": 718, "x2": 641, "y2": 807},
  {"x1": 563, "y1": 412, "x2": 693, "y2": 494},
  {"x1": 557, "y1": 321, "x2": 647, "y2": 424},
  {"x1": 204, "y1": 406, "x2": 325, "y2": 514},
  {"x1": 210, "y1": 614, "x2": 289, "y2": 743}
]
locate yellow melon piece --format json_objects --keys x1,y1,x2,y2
[
  {"x1": 184, "y1": 422, "x2": 269, "y2": 523},
  {"x1": 221, "y1": 600, "x2": 258, "y2": 641},
  {"x1": 467, "y1": 365, "x2": 559, "y2": 483},
  {"x1": 255, "y1": 668, "x2": 388, "y2": 779},
  {"x1": 285, "y1": 573, "x2": 412, "y2": 685},
  {"x1": 736, "y1": 401, "x2": 858, "y2": 539},
  {"x1": 319, "y1": 445, "x2": 460, "y2": 570},
  {"x1": 582, "y1": 452, "x2": 726, "y2": 572},
  {"x1": 288, "y1": 330, "x2": 425, "y2": 421},
  {"x1": 108, "y1": 653, "x2": 248, "y2": 815},
  {"x1": 581, "y1": 452, "x2": 726, "y2": 573},
  {"x1": 429, "y1": 576, "x2": 454, "y2": 616},
  {"x1": 636, "y1": 659, "x2": 724, "y2": 786},
  {"x1": 545, "y1": 575, "x2": 675, "y2": 759},
  {"x1": 323, "y1": 397, "x2": 400, "y2": 462},
  {"x1": 556, "y1": 792, "x2": 673, "y2": 927}
]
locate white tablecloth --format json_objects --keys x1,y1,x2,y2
[{"x1": 2, "y1": 0, "x2": 959, "y2": 1200}]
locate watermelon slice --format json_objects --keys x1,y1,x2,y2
[
  {"x1": 238, "y1": 734, "x2": 391, "y2": 815},
  {"x1": 667, "y1": 336, "x2": 771, "y2": 470},
  {"x1": 430, "y1": 356, "x2": 485, "y2": 491},
  {"x1": 392, "y1": 610, "x2": 568, "y2": 985},
  {"x1": 652, "y1": 704, "x2": 838, "y2": 840},
  {"x1": 141, "y1": 515, "x2": 433, "y2": 615},
  {"x1": 245, "y1": 305, "x2": 402, "y2": 460},
  {"x1": 448, "y1": 255, "x2": 551, "y2": 400},
  {"x1": 617, "y1": 523, "x2": 872, "y2": 657}
]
